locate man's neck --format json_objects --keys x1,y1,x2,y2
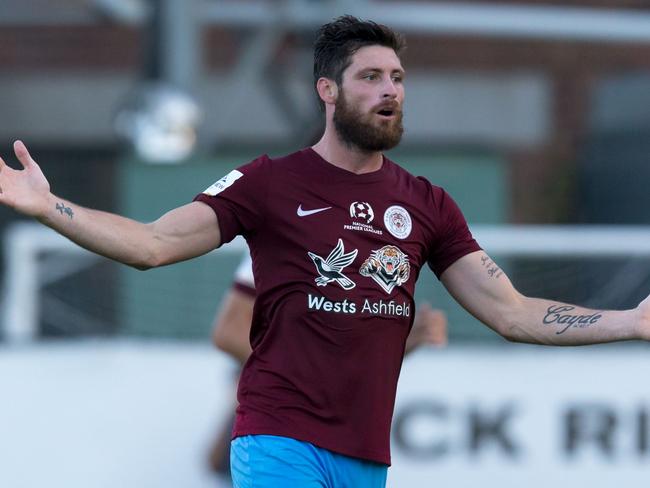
[{"x1": 311, "y1": 131, "x2": 383, "y2": 175}]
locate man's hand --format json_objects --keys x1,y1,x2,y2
[
  {"x1": 0, "y1": 141, "x2": 51, "y2": 218},
  {"x1": 405, "y1": 302, "x2": 448, "y2": 355},
  {"x1": 0, "y1": 140, "x2": 222, "y2": 269}
]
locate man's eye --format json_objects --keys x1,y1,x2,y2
[{"x1": 364, "y1": 73, "x2": 377, "y2": 80}]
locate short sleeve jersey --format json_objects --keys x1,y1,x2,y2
[{"x1": 194, "y1": 148, "x2": 480, "y2": 465}]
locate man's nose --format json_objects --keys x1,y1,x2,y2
[{"x1": 382, "y1": 79, "x2": 398, "y2": 99}]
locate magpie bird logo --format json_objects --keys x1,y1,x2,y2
[{"x1": 308, "y1": 239, "x2": 358, "y2": 290}]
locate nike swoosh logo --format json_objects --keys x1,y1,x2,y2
[{"x1": 297, "y1": 204, "x2": 332, "y2": 217}]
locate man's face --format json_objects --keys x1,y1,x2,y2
[{"x1": 333, "y1": 45, "x2": 405, "y2": 152}]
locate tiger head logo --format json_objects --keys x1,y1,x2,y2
[{"x1": 360, "y1": 245, "x2": 410, "y2": 294}]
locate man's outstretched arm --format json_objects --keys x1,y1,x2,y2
[
  {"x1": 0, "y1": 141, "x2": 221, "y2": 270},
  {"x1": 441, "y1": 250, "x2": 650, "y2": 345}
]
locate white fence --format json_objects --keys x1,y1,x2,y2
[{"x1": 0, "y1": 223, "x2": 247, "y2": 343}]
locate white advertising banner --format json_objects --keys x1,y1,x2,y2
[
  {"x1": 390, "y1": 345, "x2": 650, "y2": 488},
  {"x1": 1, "y1": 342, "x2": 649, "y2": 487}
]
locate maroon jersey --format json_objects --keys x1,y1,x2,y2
[{"x1": 194, "y1": 148, "x2": 480, "y2": 464}]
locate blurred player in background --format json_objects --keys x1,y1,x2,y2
[
  {"x1": 207, "y1": 253, "x2": 255, "y2": 485},
  {"x1": 3, "y1": 15, "x2": 650, "y2": 488},
  {"x1": 207, "y1": 251, "x2": 448, "y2": 486}
]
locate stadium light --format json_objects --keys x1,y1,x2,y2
[
  {"x1": 113, "y1": 82, "x2": 201, "y2": 164},
  {"x1": 91, "y1": 0, "x2": 149, "y2": 25}
]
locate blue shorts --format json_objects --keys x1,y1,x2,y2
[{"x1": 230, "y1": 435, "x2": 388, "y2": 488}]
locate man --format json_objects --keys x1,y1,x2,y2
[
  {"x1": 1, "y1": 15, "x2": 648, "y2": 488},
  {"x1": 207, "y1": 252, "x2": 448, "y2": 484}
]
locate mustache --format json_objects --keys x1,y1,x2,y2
[{"x1": 371, "y1": 101, "x2": 401, "y2": 113}]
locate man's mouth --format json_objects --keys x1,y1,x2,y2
[{"x1": 375, "y1": 107, "x2": 399, "y2": 119}]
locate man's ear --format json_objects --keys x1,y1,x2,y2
[{"x1": 316, "y1": 78, "x2": 338, "y2": 106}]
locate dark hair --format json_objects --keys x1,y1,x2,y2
[{"x1": 313, "y1": 15, "x2": 406, "y2": 110}]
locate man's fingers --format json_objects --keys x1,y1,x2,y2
[
  {"x1": 13, "y1": 140, "x2": 34, "y2": 168},
  {"x1": 422, "y1": 310, "x2": 448, "y2": 345},
  {"x1": 430, "y1": 310, "x2": 447, "y2": 326},
  {"x1": 418, "y1": 308, "x2": 446, "y2": 327}
]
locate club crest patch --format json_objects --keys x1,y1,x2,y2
[
  {"x1": 360, "y1": 245, "x2": 410, "y2": 293},
  {"x1": 383, "y1": 205, "x2": 412, "y2": 239},
  {"x1": 203, "y1": 170, "x2": 243, "y2": 196}
]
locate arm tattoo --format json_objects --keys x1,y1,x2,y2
[
  {"x1": 542, "y1": 305, "x2": 603, "y2": 335},
  {"x1": 55, "y1": 202, "x2": 74, "y2": 219},
  {"x1": 480, "y1": 254, "x2": 503, "y2": 279}
]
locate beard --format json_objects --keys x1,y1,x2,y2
[{"x1": 333, "y1": 90, "x2": 404, "y2": 152}]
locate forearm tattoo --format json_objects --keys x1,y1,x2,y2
[
  {"x1": 480, "y1": 254, "x2": 503, "y2": 279},
  {"x1": 55, "y1": 202, "x2": 74, "y2": 219},
  {"x1": 542, "y1": 305, "x2": 603, "y2": 335}
]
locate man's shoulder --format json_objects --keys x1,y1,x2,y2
[
  {"x1": 382, "y1": 155, "x2": 443, "y2": 195},
  {"x1": 239, "y1": 149, "x2": 307, "y2": 175},
  {"x1": 266, "y1": 149, "x2": 311, "y2": 168}
]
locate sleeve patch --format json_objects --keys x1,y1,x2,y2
[{"x1": 203, "y1": 169, "x2": 244, "y2": 196}]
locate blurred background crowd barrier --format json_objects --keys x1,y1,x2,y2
[{"x1": 1, "y1": 1, "x2": 650, "y2": 487}]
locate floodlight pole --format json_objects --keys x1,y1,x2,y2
[{"x1": 143, "y1": 0, "x2": 200, "y2": 91}]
